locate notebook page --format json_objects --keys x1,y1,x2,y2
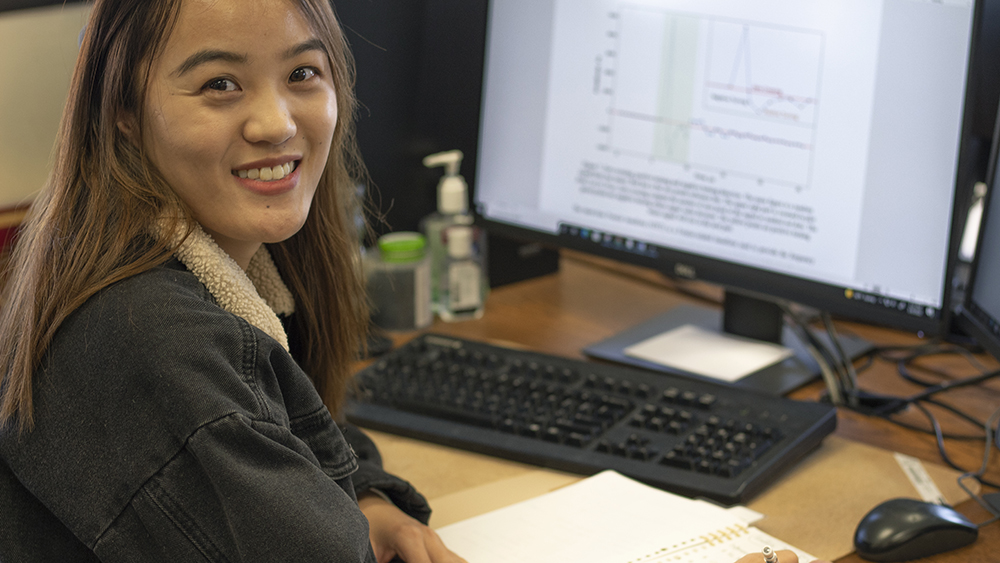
[{"x1": 436, "y1": 471, "x2": 817, "y2": 563}]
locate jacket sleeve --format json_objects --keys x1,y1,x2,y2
[
  {"x1": 340, "y1": 423, "x2": 432, "y2": 524},
  {"x1": 94, "y1": 413, "x2": 377, "y2": 563},
  {"x1": 282, "y1": 314, "x2": 432, "y2": 524}
]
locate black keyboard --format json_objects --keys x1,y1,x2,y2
[{"x1": 347, "y1": 334, "x2": 836, "y2": 505}]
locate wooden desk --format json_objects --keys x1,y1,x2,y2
[{"x1": 358, "y1": 251, "x2": 1000, "y2": 562}]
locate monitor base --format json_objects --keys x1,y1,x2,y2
[{"x1": 583, "y1": 303, "x2": 872, "y2": 396}]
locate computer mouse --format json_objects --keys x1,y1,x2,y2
[{"x1": 853, "y1": 497, "x2": 978, "y2": 562}]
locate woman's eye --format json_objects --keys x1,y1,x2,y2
[
  {"x1": 290, "y1": 67, "x2": 318, "y2": 83},
  {"x1": 204, "y1": 78, "x2": 238, "y2": 92}
]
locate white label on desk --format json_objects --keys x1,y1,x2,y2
[{"x1": 894, "y1": 452, "x2": 947, "y2": 504}]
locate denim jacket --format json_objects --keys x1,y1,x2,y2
[{"x1": 0, "y1": 259, "x2": 430, "y2": 562}]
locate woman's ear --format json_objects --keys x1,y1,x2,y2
[{"x1": 116, "y1": 113, "x2": 137, "y2": 143}]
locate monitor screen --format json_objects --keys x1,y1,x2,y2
[{"x1": 474, "y1": 0, "x2": 979, "y2": 337}]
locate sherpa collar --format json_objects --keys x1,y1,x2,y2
[{"x1": 171, "y1": 223, "x2": 296, "y2": 351}]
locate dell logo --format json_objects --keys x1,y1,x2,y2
[{"x1": 674, "y1": 263, "x2": 696, "y2": 279}]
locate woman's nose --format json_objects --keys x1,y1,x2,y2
[{"x1": 243, "y1": 89, "x2": 297, "y2": 145}]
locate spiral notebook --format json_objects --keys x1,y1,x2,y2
[{"x1": 436, "y1": 470, "x2": 816, "y2": 563}]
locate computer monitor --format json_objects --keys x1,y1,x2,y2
[
  {"x1": 957, "y1": 117, "x2": 1000, "y2": 361},
  {"x1": 473, "y1": 0, "x2": 985, "y2": 393}
]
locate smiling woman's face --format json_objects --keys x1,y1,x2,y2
[{"x1": 140, "y1": 0, "x2": 337, "y2": 268}]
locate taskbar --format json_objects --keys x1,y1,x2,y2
[{"x1": 557, "y1": 222, "x2": 940, "y2": 323}]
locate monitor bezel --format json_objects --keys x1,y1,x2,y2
[{"x1": 957, "y1": 107, "x2": 1000, "y2": 360}]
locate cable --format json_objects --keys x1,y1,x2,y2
[
  {"x1": 837, "y1": 360, "x2": 1000, "y2": 488},
  {"x1": 822, "y1": 312, "x2": 860, "y2": 404},
  {"x1": 912, "y1": 402, "x2": 968, "y2": 473},
  {"x1": 897, "y1": 356, "x2": 991, "y2": 388},
  {"x1": 769, "y1": 312, "x2": 1000, "y2": 489},
  {"x1": 874, "y1": 415, "x2": 985, "y2": 442},
  {"x1": 780, "y1": 305, "x2": 845, "y2": 405},
  {"x1": 902, "y1": 368, "x2": 1000, "y2": 404},
  {"x1": 874, "y1": 340, "x2": 985, "y2": 368},
  {"x1": 842, "y1": 338, "x2": 1000, "y2": 420},
  {"x1": 808, "y1": 325, "x2": 1000, "y2": 494},
  {"x1": 923, "y1": 398, "x2": 989, "y2": 432},
  {"x1": 908, "y1": 402, "x2": 1000, "y2": 490},
  {"x1": 878, "y1": 340, "x2": 992, "y2": 388},
  {"x1": 957, "y1": 406, "x2": 1000, "y2": 526}
]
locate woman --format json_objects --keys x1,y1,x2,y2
[{"x1": 0, "y1": 0, "x2": 462, "y2": 561}]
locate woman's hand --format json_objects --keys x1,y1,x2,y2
[
  {"x1": 359, "y1": 492, "x2": 468, "y2": 563},
  {"x1": 732, "y1": 550, "x2": 831, "y2": 563}
]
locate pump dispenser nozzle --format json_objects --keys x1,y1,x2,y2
[
  {"x1": 423, "y1": 149, "x2": 464, "y2": 175},
  {"x1": 423, "y1": 150, "x2": 468, "y2": 214}
]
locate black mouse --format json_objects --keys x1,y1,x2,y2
[{"x1": 853, "y1": 497, "x2": 978, "y2": 562}]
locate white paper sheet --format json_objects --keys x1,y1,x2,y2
[
  {"x1": 436, "y1": 471, "x2": 816, "y2": 563},
  {"x1": 623, "y1": 324, "x2": 794, "y2": 382}
]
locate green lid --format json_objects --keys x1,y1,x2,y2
[{"x1": 378, "y1": 231, "x2": 426, "y2": 262}]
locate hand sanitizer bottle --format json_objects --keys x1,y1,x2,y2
[
  {"x1": 440, "y1": 225, "x2": 485, "y2": 321},
  {"x1": 419, "y1": 150, "x2": 484, "y2": 312}
]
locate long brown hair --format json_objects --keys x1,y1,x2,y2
[{"x1": 0, "y1": 0, "x2": 369, "y2": 430}]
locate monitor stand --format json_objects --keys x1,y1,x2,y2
[{"x1": 583, "y1": 291, "x2": 872, "y2": 396}]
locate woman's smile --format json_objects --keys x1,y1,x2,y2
[
  {"x1": 232, "y1": 158, "x2": 302, "y2": 195},
  {"x1": 234, "y1": 161, "x2": 297, "y2": 182}
]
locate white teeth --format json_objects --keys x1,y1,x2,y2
[{"x1": 235, "y1": 162, "x2": 296, "y2": 182}]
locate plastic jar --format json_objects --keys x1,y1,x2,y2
[{"x1": 366, "y1": 232, "x2": 432, "y2": 331}]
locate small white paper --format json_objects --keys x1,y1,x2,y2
[
  {"x1": 623, "y1": 324, "x2": 794, "y2": 382},
  {"x1": 894, "y1": 452, "x2": 948, "y2": 505}
]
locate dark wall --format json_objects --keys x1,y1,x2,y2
[
  {"x1": 335, "y1": 0, "x2": 488, "y2": 240},
  {"x1": 335, "y1": 0, "x2": 559, "y2": 287},
  {"x1": 971, "y1": 0, "x2": 1000, "y2": 141}
]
